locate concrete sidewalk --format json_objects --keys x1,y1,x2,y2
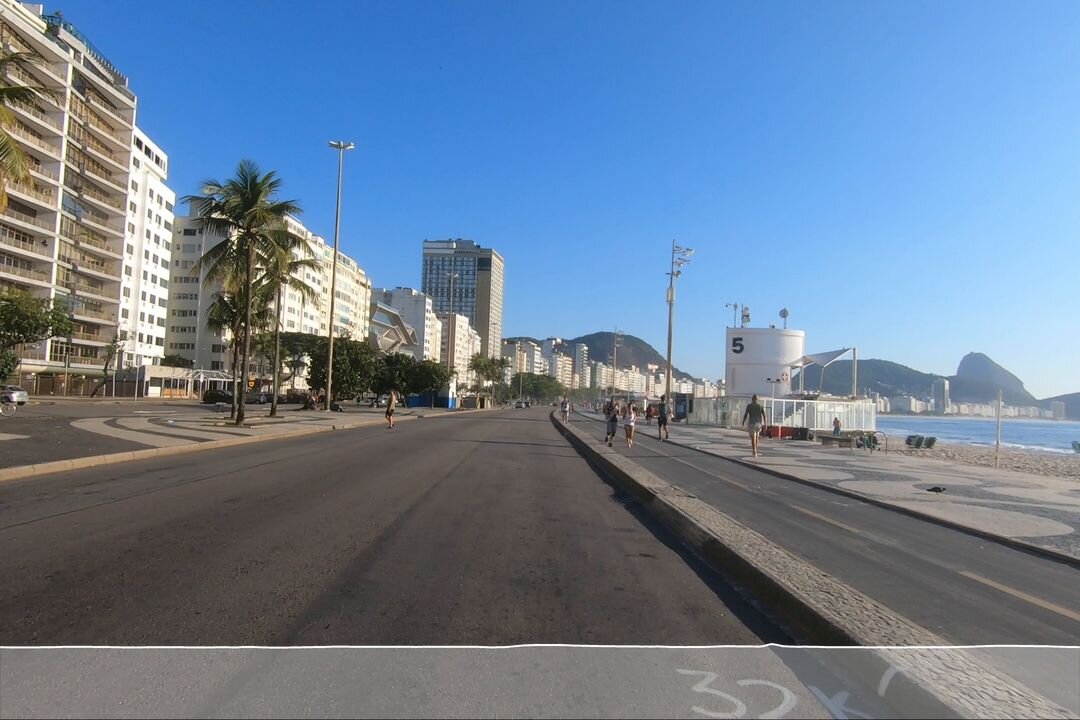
[{"x1": 578, "y1": 411, "x2": 1080, "y2": 561}]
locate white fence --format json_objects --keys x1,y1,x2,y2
[{"x1": 688, "y1": 396, "x2": 876, "y2": 432}]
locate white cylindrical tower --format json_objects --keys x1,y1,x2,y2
[{"x1": 724, "y1": 327, "x2": 805, "y2": 398}]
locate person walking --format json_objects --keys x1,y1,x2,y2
[
  {"x1": 385, "y1": 389, "x2": 397, "y2": 429},
  {"x1": 623, "y1": 403, "x2": 638, "y2": 448},
  {"x1": 561, "y1": 397, "x2": 570, "y2": 423},
  {"x1": 604, "y1": 399, "x2": 620, "y2": 447},
  {"x1": 657, "y1": 395, "x2": 671, "y2": 441},
  {"x1": 742, "y1": 394, "x2": 768, "y2": 457},
  {"x1": 832, "y1": 417, "x2": 842, "y2": 437}
]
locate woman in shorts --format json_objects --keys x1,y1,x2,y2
[{"x1": 623, "y1": 403, "x2": 638, "y2": 448}]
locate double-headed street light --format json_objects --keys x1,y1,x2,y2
[
  {"x1": 324, "y1": 140, "x2": 355, "y2": 410},
  {"x1": 665, "y1": 241, "x2": 693, "y2": 406}
]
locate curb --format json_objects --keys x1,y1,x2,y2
[
  {"x1": 551, "y1": 412, "x2": 1072, "y2": 719},
  {"x1": 0, "y1": 415, "x2": 415, "y2": 484},
  {"x1": 575, "y1": 412, "x2": 1080, "y2": 569}
]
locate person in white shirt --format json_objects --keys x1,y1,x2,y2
[{"x1": 623, "y1": 403, "x2": 638, "y2": 448}]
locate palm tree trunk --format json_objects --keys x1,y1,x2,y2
[
  {"x1": 230, "y1": 345, "x2": 239, "y2": 419},
  {"x1": 236, "y1": 242, "x2": 254, "y2": 425},
  {"x1": 270, "y1": 283, "x2": 282, "y2": 418}
]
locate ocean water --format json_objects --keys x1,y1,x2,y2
[{"x1": 876, "y1": 415, "x2": 1080, "y2": 454}]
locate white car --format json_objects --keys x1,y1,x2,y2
[{"x1": 1, "y1": 385, "x2": 29, "y2": 405}]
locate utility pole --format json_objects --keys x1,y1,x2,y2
[
  {"x1": 666, "y1": 240, "x2": 694, "y2": 406},
  {"x1": 324, "y1": 140, "x2": 355, "y2": 410}
]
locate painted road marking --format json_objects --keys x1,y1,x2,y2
[
  {"x1": 0, "y1": 432, "x2": 30, "y2": 441},
  {"x1": 71, "y1": 418, "x2": 192, "y2": 448},
  {"x1": 959, "y1": 571, "x2": 1080, "y2": 624},
  {"x1": 789, "y1": 504, "x2": 863, "y2": 535}
]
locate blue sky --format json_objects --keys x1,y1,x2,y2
[{"x1": 48, "y1": 1, "x2": 1080, "y2": 397}]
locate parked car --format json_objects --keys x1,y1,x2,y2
[
  {"x1": 245, "y1": 391, "x2": 268, "y2": 404},
  {"x1": 202, "y1": 388, "x2": 233, "y2": 404},
  {"x1": 514, "y1": 400, "x2": 525, "y2": 409},
  {"x1": 1, "y1": 385, "x2": 29, "y2": 405}
]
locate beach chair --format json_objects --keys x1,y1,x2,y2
[
  {"x1": 912, "y1": 436, "x2": 925, "y2": 449},
  {"x1": 1073, "y1": 441, "x2": 1080, "y2": 453},
  {"x1": 923, "y1": 437, "x2": 937, "y2": 449},
  {"x1": 906, "y1": 435, "x2": 919, "y2": 447}
]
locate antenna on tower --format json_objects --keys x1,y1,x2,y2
[{"x1": 779, "y1": 307, "x2": 789, "y2": 329}]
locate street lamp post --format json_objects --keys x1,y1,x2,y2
[
  {"x1": 324, "y1": 140, "x2": 355, "y2": 410},
  {"x1": 609, "y1": 329, "x2": 622, "y2": 400},
  {"x1": 665, "y1": 240, "x2": 694, "y2": 409},
  {"x1": 724, "y1": 302, "x2": 740, "y2": 328}
]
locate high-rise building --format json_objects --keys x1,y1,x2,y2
[
  {"x1": 571, "y1": 342, "x2": 589, "y2": 382},
  {"x1": 1, "y1": 6, "x2": 139, "y2": 392},
  {"x1": 932, "y1": 378, "x2": 950, "y2": 416},
  {"x1": 374, "y1": 287, "x2": 441, "y2": 361},
  {"x1": 1049, "y1": 400, "x2": 1066, "y2": 421},
  {"x1": 438, "y1": 312, "x2": 479, "y2": 388},
  {"x1": 421, "y1": 239, "x2": 504, "y2": 358},
  {"x1": 121, "y1": 128, "x2": 175, "y2": 369}
]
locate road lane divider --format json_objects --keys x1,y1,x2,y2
[
  {"x1": 788, "y1": 504, "x2": 863, "y2": 535},
  {"x1": 958, "y1": 571, "x2": 1080, "y2": 624},
  {"x1": 550, "y1": 410, "x2": 1073, "y2": 719}
]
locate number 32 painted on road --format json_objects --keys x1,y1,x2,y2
[{"x1": 676, "y1": 669, "x2": 797, "y2": 718}]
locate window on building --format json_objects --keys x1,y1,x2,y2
[
  {"x1": 146, "y1": 209, "x2": 153, "y2": 220},
  {"x1": 124, "y1": 266, "x2": 132, "y2": 276},
  {"x1": 144, "y1": 250, "x2": 150, "y2": 260},
  {"x1": 155, "y1": 337, "x2": 164, "y2": 346},
  {"x1": 142, "y1": 270, "x2": 148, "y2": 280},
  {"x1": 138, "y1": 332, "x2": 144, "y2": 343},
  {"x1": 130, "y1": 180, "x2": 139, "y2": 192},
  {"x1": 121, "y1": 308, "x2": 129, "y2": 319},
  {"x1": 127, "y1": 222, "x2": 135, "y2": 234},
  {"x1": 122, "y1": 287, "x2": 130, "y2": 297},
  {"x1": 139, "y1": 312, "x2": 145, "y2": 322},
  {"x1": 141, "y1": 291, "x2": 146, "y2": 301},
  {"x1": 145, "y1": 229, "x2": 151, "y2": 240},
  {"x1": 158, "y1": 297, "x2": 167, "y2": 307},
  {"x1": 165, "y1": 201, "x2": 173, "y2": 212},
  {"x1": 133, "y1": 158, "x2": 140, "y2": 169},
  {"x1": 163, "y1": 220, "x2": 172, "y2": 231},
  {"x1": 129, "y1": 201, "x2": 137, "y2": 213},
  {"x1": 182, "y1": 229, "x2": 196, "y2": 237},
  {"x1": 157, "y1": 318, "x2": 165, "y2": 327},
  {"x1": 211, "y1": 361, "x2": 223, "y2": 370}
]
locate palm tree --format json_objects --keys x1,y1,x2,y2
[
  {"x1": 186, "y1": 160, "x2": 301, "y2": 424},
  {"x1": 205, "y1": 282, "x2": 274, "y2": 419},
  {"x1": 0, "y1": 50, "x2": 55, "y2": 212},
  {"x1": 262, "y1": 225, "x2": 319, "y2": 417}
]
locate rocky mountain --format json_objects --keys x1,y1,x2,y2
[
  {"x1": 794, "y1": 359, "x2": 939, "y2": 398},
  {"x1": 949, "y1": 352, "x2": 1036, "y2": 407},
  {"x1": 1042, "y1": 392, "x2": 1080, "y2": 420}
]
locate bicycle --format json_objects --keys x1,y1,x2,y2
[{"x1": 0, "y1": 400, "x2": 15, "y2": 417}]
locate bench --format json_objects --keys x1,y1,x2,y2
[{"x1": 819, "y1": 434, "x2": 854, "y2": 448}]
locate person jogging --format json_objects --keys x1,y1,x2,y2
[
  {"x1": 385, "y1": 389, "x2": 397, "y2": 429},
  {"x1": 742, "y1": 394, "x2": 768, "y2": 457},
  {"x1": 623, "y1": 403, "x2": 638, "y2": 448},
  {"x1": 604, "y1": 399, "x2": 620, "y2": 447},
  {"x1": 657, "y1": 395, "x2": 670, "y2": 441}
]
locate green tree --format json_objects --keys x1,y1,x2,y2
[
  {"x1": 0, "y1": 50, "x2": 56, "y2": 212},
  {"x1": 511, "y1": 372, "x2": 566, "y2": 403},
  {"x1": 261, "y1": 225, "x2": 319, "y2": 417},
  {"x1": 307, "y1": 336, "x2": 377, "y2": 401},
  {"x1": 161, "y1": 353, "x2": 195, "y2": 369},
  {"x1": 373, "y1": 352, "x2": 418, "y2": 396},
  {"x1": 185, "y1": 160, "x2": 301, "y2": 424},
  {"x1": 0, "y1": 289, "x2": 74, "y2": 380},
  {"x1": 468, "y1": 353, "x2": 510, "y2": 407},
  {"x1": 205, "y1": 283, "x2": 274, "y2": 418},
  {"x1": 408, "y1": 359, "x2": 452, "y2": 407}
]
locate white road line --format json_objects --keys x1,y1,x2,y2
[
  {"x1": 0, "y1": 432, "x2": 30, "y2": 441},
  {"x1": 71, "y1": 418, "x2": 190, "y2": 448},
  {"x1": 789, "y1": 504, "x2": 863, "y2": 535},
  {"x1": 958, "y1": 571, "x2": 1080, "y2": 624},
  {"x1": 115, "y1": 417, "x2": 251, "y2": 441}
]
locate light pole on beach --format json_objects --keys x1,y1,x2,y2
[
  {"x1": 324, "y1": 140, "x2": 355, "y2": 410},
  {"x1": 665, "y1": 240, "x2": 693, "y2": 407}
]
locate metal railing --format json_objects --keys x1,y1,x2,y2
[
  {"x1": 0, "y1": 224, "x2": 48, "y2": 255},
  {"x1": 30, "y1": 163, "x2": 60, "y2": 181},
  {"x1": 75, "y1": 182, "x2": 124, "y2": 211},
  {"x1": 70, "y1": 305, "x2": 110, "y2": 320},
  {"x1": 8, "y1": 181, "x2": 55, "y2": 205},
  {"x1": 0, "y1": 262, "x2": 50, "y2": 282},
  {"x1": 7, "y1": 122, "x2": 61, "y2": 154},
  {"x1": 10, "y1": 101, "x2": 62, "y2": 131},
  {"x1": 2, "y1": 207, "x2": 53, "y2": 230}
]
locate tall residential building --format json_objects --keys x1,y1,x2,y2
[
  {"x1": 932, "y1": 378, "x2": 950, "y2": 416},
  {"x1": 1049, "y1": 400, "x2": 1066, "y2": 421},
  {"x1": 166, "y1": 213, "x2": 369, "y2": 387},
  {"x1": 120, "y1": 128, "x2": 175, "y2": 369},
  {"x1": 438, "y1": 312, "x2": 479, "y2": 389},
  {"x1": 421, "y1": 238, "x2": 504, "y2": 358},
  {"x1": 374, "y1": 287, "x2": 442, "y2": 361},
  {"x1": 1, "y1": 5, "x2": 138, "y2": 391},
  {"x1": 548, "y1": 353, "x2": 573, "y2": 389},
  {"x1": 571, "y1": 343, "x2": 589, "y2": 382}
]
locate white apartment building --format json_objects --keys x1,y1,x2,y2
[
  {"x1": 547, "y1": 353, "x2": 573, "y2": 389},
  {"x1": 439, "y1": 312, "x2": 480, "y2": 390},
  {"x1": 374, "y1": 287, "x2": 441, "y2": 361},
  {"x1": 166, "y1": 213, "x2": 370, "y2": 387},
  {"x1": 119, "y1": 128, "x2": 174, "y2": 369},
  {"x1": 592, "y1": 361, "x2": 612, "y2": 392},
  {"x1": 1, "y1": 4, "x2": 139, "y2": 393}
]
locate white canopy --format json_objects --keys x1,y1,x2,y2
[{"x1": 792, "y1": 348, "x2": 852, "y2": 369}]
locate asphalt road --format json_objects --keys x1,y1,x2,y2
[
  {"x1": 584, "y1": 415, "x2": 1080, "y2": 646},
  {"x1": 0, "y1": 408, "x2": 782, "y2": 646}
]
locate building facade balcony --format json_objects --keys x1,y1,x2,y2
[
  {"x1": 8, "y1": 100, "x2": 64, "y2": 134},
  {"x1": 8, "y1": 122, "x2": 62, "y2": 157},
  {"x1": 1, "y1": 206, "x2": 55, "y2": 232},
  {"x1": 0, "y1": 222, "x2": 52, "y2": 259},
  {"x1": 0, "y1": 261, "x2": 52, "y2": 287},
  {"x1": 6, "y1": 181, "x2": 57, "y2": 210}
]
